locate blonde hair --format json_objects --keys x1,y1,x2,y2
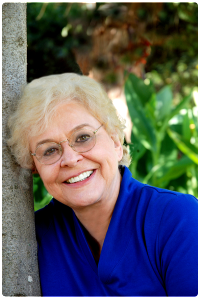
[{"x1": 7, "y1": 73, "x2": 131, "y2": 169}]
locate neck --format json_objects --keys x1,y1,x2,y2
[{"x1": 73, "y1": 170, "x2": 122, "y2": 251}]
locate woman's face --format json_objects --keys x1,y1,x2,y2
[{"x1": 30, "y1": 101, "x2": 123, "y2": 210}]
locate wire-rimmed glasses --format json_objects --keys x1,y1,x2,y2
[{"x1": 30, "y1": 124, "x2": 103, "y2": 165}]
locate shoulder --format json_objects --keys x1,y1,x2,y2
[
  {"x1": 141, "y1": 186, "x2": 198, "y2": 243},
  {"x1": 140, "y1": 181, "x2": 197, "y2": 223},
  {"x1": 144, "y1": 186, "x2": 198, "y2": 245},
  {"x1": 142, "y1": 183, "x2": 197, "y2": 217},
  {"x1": 122, "y1": 166, "x2": 197, "y2": 211},
  {"x1": 120, "y1": 167, "x2": 198, "y2": 239}
]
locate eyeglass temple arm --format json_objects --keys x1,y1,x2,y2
[{"x1": 94, "y1": 124, "x2": 103, "y2": 134}]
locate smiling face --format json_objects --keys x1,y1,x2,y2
[{"x1": 30, "y1": 101, "x2": 123, "y2": 211}]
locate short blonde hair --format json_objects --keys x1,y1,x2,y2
[{"x1": 7, "y1": 73, "x2": 131, "y2": 169}]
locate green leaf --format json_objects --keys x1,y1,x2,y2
[
  {"x1": 125, "y1": 76, "x2": 157, "y2": 151},
  {"x1": 144, "y1": 93, "x2": 156, "y2": 126},
  {"x1": 167, "y1": 129, "x2": 198, "y2": 164},
  {"x1": 155, "y1": 85, "x2": 173, "y2": 121},
  {"x1": 129, "y1": 132, "x2": 146, "y2": 162},
  {"x1": 156, "y1": 156, "x2": 194, "y2": 185},
  {"x1": 34, "y1": 193, "x2": 52, "y2": 211},
  {"x1": 169, "y1": 92, "x2": 192, "y2": 120},
  {"x1": 178, "y1": 7, "x2": 197, "y2": 23},
  {"x1": 182, "y1": 110, "x2": 191, "y2": 140},
  {"x1": 126, "y1": 73, "x2": 155, "y2": 106}
]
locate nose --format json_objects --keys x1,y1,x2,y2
[{"x1": 60, "y1": 142, "x2": 83, "y2": 168}]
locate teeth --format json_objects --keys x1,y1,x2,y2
[{"x1": 67, "y1": 170, "x2": 93, "y2": 184}]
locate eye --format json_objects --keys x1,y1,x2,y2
[
  {"x1": 43, "y1": 147, "x2": 59, "y2": 157},
  {"x1": 76, "y1": 134, "x2": 92, "y2": 143}
]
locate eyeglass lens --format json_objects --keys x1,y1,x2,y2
[{"x1": 35, "y1": 128, "x2": 96, "y2": 164}]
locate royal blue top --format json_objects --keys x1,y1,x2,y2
[{"x1": 35, "y1": 166, "x2": 198, "y2": 296}]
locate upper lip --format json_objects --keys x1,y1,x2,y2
[{"x1": 63, "y1": 169, "x2": 95, "y2": 182}]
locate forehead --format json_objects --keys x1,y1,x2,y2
[
  {"x1": 30, "y1": 101, "x2": 100, "y2": 149},
  {"x1": 52, "y1": 101, "x2": 98, "y2": 128}
]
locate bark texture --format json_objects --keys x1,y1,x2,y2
[{"x1": 2, "y1": 3, "x2": 41, "y2": 296}]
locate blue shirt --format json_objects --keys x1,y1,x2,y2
[{"x1": 35, "y1": 166, "x2": 198, "y2": 296}]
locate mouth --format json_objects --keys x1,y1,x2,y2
[{"x1": 65, "y1": 170, "x2": 94, "y2": 184}]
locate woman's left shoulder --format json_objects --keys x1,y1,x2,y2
[
  {"x1": 122, "y1": 167, "x2": 197, "y2": 212},
  {"x1": 141, "y1": 184, "x2": 198, "y2": 229},
  {"x1": 146, "y1": 185, "x2": 197, "y2": 215}
]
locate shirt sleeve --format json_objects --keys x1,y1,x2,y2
[{"x1": 156, "y1": 194, "x2": 198, "y2": 296}]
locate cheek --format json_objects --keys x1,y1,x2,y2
[
  {"x1": 97, "y1": 143, "x2": 120, "y2": 169},
  {"x1": 37, "y1": 166, "x2": 57, "y2": 187},
  {"x1": 39, "y1": 172, "x2": 59, "y2": 198}
]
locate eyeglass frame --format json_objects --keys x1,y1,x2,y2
[{"x1": 30, "y1": 124, "x2": 103, "y2": 165}]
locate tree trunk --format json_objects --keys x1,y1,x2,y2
[{"x1": 2, "y1": 3, "x2": 41, "y2": 296}]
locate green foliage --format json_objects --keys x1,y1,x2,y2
[
  {"x1": 145, "y1": 2, "x2": 198, "y2": 99},
  {"x1": 33, "y1": 174, "x2": 52, "y2": 211},
  {"x1": 27, "y1": 3, "x2": 83, "y2": 81},
  {"x1": 125, "y1": 73, "x2": 198, "y2": 197}
]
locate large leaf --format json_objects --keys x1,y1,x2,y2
[
  {"x1": 156, "y1": 156, "x2": 194, "y2": 185},
  {"x1": 167, "y1": 129, "x2": 198, "y2": 164},
  {"x1": 125, "y1": 76, "x2": 157, "y2": 151},
  {"x1": 126, "y1": 73, "x2": 155, "y2": 106},
  {"x1": 169, "y1": 92, "x2": 192, "y2": 120},
  {"x1": 33, "y1": 174, "x2": 48, "y2": 202},
  {"x1": 128, "y1": 132, "x2": 146, "y2": 178},
  {"x1": 155, "y1": 85, "x2": 173, "y2": 121},
  {"x1": 34, "y1": 193, "x2": 52, "y2": 211},
  {"x1": 144, "y1": 93, "x2": 156, "y2": 127},
  {"x1": 129, "y1": 132, "x2": 146, "y2": 162},
  {"x1": 182, "y1": 110, "x2": 191, "y2": 140}
]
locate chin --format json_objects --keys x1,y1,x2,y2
[{"x1": 61, "y1": 194, "x2": 102, "y2": 210}]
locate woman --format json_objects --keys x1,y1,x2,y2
[{"x1": 8, "y1": 73, "x2": 197, "y2": 296}]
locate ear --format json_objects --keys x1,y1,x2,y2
[{"x1": 111, "y1": 134, "x2": 123, "y2": 162}]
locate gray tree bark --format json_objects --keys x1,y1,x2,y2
[{"x1": 2, "y1": 3, "x2": 41, "y2": 296}]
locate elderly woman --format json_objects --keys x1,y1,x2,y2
[{"x1": 8, "y1": 73, "x2": 197, "y2": 296}]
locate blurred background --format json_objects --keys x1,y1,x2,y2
[{"x1": 27, "y1": 2, "x2": 198, "y2": 210}]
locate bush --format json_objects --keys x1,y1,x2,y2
[{"x1": 125, "y1": 73, "x2": 198, "y2": 197}]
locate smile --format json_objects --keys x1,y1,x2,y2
[{"x1": 66, "y1": 170, "x2": 94, "y2": 184}]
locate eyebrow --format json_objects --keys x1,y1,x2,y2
[{"x1": 35, "y1": 123, "x2": 93, "y2": 149}]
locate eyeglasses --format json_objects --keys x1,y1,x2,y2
[{"x1": 30, "y1": 124, "x2": 103, "y2": 165}]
